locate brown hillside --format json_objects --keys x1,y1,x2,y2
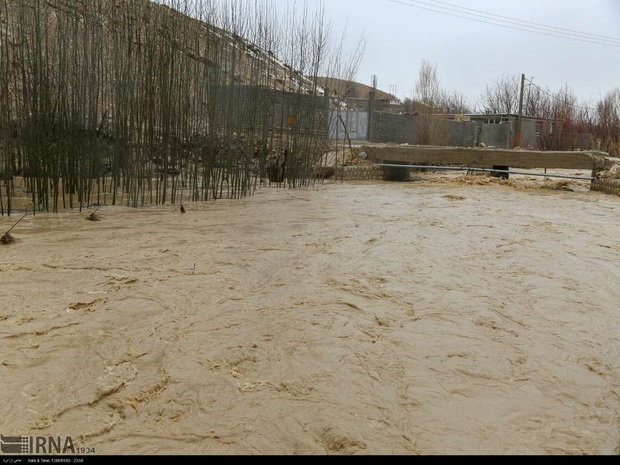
[{"x1": 0, "y1": 0, "x2": 323, "y2": 97}]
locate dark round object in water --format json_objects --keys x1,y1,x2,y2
[{"x1": 1, "y1": 233, "x2": 16, "y2": 244}]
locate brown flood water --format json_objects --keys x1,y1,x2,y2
[{"x1": 1, "y1": 174, "x2": 619, "y2": 455}]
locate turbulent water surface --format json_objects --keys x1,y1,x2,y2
[{"x1": 1, "y1": 175, "x2": 619, "y2": 455}]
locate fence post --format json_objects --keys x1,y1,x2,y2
[{"x1": 368, "y1": 90, "x2": 376, "y2": 141}]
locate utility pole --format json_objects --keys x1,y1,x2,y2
[{"x1": 515, "y1": 73, "x2": 525, "y2": 148}]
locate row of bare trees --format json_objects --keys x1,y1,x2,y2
[
  {"x1": 0, "y1": 0, "x2": 358, "y2": 215},
  {"x1": 402, "y1": 60, "x2": 619, "y2": 155},
  {"x1": 479, "y1": 74, "x2": 620, "y2": 155}
]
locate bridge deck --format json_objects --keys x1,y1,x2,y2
[{"x1": 361, "y1": 145, "x2": 611, "y2": 171}]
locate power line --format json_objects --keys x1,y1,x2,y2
[
  {"x1": 405, "y1": 0, "x2": 620, "y2": 46},
  {"x1": 429, "y1": 0, "x2": 620, "y2": 44},
  {"x1": 386, "y1": 0, "x2": 620, "y2": 48},
  {"x1": 525, "y1": 77, "x2": 599, "y2": 113}
]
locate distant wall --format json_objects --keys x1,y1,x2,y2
[
  {"x1": 219, "y1": 85, "x2": 328, "y2": 133},
  {"x1": 372, "y1": 112, "x2": 418, "y2": 144},
  {"x1": 371, "y1": 113, "x2": 478, "y2": 147},
  {"x1": 478, "y1": 119, "x2": 537, "y2": 149},
  {"x1": 368, "y1": 111, "x2": 547, "y2": 149},
  {"x1": 521, "y1": 119, "x2": 538, "y2": 149},
  {"x1": 447, "y1": 120, "x2": 478, "y2": 147},
  {"x1": 480, "y1": 123, "x2": 512, "y2": 148}
]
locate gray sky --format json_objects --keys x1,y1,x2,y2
[{"x1": 271, "y1": 0, "x2": 620, "y2": 108}]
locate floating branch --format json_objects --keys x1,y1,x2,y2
[
  {"x1": 1, "y1": 204, "x2": 34, "y2": 244},
  {"x1": 85, "y1": 206, "x2": 102, "y2": 221}
]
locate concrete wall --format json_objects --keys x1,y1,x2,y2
[
  {"x1": 447, "y1": 120, "x2": 478, "y2": 147},
  {"x1": 477, "y1": 119, "x2": 537, "y2": 149},
  {"x1": 369, "y1": 111, "x2": 546, "y2": 149},
  {"x1": 372, "y1": 112, "x2": 418, "y2": 144},
  {"x1": 479, "y1": 123, "x2": 512, "y2": 148},
  {"x1": 373, "y1": 112, "x2": 418, "y2": 145},
  {"x1": 219, "y1": 85, "x2": 328, "y2": 133},
  {"x1": 371, "y1": 113, "x2": 479, "y2": 147},
  {"x1": 521, "y1": 119, "x2": 538, "y2": 149}
]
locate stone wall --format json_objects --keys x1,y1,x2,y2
[
  {"x1": 591, "y1": 179, "x2": 620, "y2": 196},
  {"x1": 336, "y1": 165, "x2": 384, "y2": 181}
]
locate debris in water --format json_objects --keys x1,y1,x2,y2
[
  {"x1": 2, "y1": 204, "x2": 34, "y2": 244},
  {"x1": 0, "y1": 232, "x2": 15, "y2": 244},
  {"x1": 86, "y1": 206, "x2": 102, "y2": 221}
]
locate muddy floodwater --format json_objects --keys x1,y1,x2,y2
[{"x1": 1, "y1": 174, "x2": 619, "y2": 455}]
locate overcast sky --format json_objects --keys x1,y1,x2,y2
[{"x1": 269, "y1": 0, "x2": 620, "y2": 107}]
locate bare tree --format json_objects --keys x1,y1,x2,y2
[
  {"x1": 414, "y1": 59, "x2": 440, "y2": 108},
  {"x1": 480, "y1": 72, "x2": 619, "y2": 155},
  {"x1": 523, "y1": 81, "x2": 551, "y2": 118},
  {"x1": 401, "y1": 97, "x2": 414, "y2": 114},
  {"x1": 477, "y1": 74, "x2": 520, "y2": 114},
  {"x1": 413, "y1": 59, "x2": 450, "y2": 145},
  {"x1": 441, "y1": 90, "x2": 471, "y2": 114},
  {"x1": 595, "y1": 88, "x2": 620, "y2": 156}
]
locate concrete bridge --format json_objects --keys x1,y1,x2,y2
[{"x1": 360, "y1": 145, "x2": 613, "y2": 181}]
